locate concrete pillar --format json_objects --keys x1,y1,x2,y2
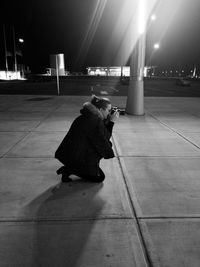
[{"x1": 126, "y1": 33, "x2": 146, "y2": 115}]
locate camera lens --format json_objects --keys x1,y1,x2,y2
[{"x1": 111, "y1": 107, "x2": 117, "y2": 114}]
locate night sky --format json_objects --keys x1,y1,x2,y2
[{"x1": 1, "y1": 0, "x2": 200, "y2": 73}]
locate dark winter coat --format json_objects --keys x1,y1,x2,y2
[{"x1": 55, "y1": 102, "x2": 115, "y2": 176}]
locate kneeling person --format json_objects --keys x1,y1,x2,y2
[{"x1": 55, "y1": 95, "x2": 119, "y2": 183}]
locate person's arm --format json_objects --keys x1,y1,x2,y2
[
  {"x1": 105, "y1": 121, "x2": 114, "y2": 137},
  {"x1": 104, "y1": 109, "x2": 119, "y2": 138},
  {"x1": 88, "y1": 119, "x2": 114, "y2": 159}
]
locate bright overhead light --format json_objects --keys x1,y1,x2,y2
[
  {"x1": 19, "y1": 38, "x2": 24, "y2": 43},
  {"x1": 154, "y1": 43, "x2": 160, "y2": 49},
  {"x1": 151, "y1": 14, "x2": 156, "y2": 21}
]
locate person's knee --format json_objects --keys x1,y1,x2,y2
[{"x1": 95, "y1": 176, "x2": 105, "y2": 183}]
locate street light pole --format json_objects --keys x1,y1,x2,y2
[
  {"x1": 12, "y1": 26, "x2": 18, "y2": 79},
  {"x1": 3, "y1": 24, "x2": 9, "y2": 79},
  {"x1": 55, "y1": 55, "x2": 60, "y2": 95},
  {"x1": 125, "y1": 0, "x2": 146, "y2": 115}
]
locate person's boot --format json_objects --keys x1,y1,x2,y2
[
  {"x1": 56, "y1": 166, "x2": 72, "y2": 182},
  {"x1": 56, "y1": 166, "x2": 66, "y2": 175}
]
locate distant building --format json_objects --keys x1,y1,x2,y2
[
  {"x1": 49, "y1": 54, "x2": 66, "y2": 76},
  {"x1": 87, "y1": 66, "x2": 153, "y2": 77},
  {"x1": 87, "y1": 66, "x2": 130, "y2": 77},
  {"x1": 0, "y1": 70, "x2": 21, "y2": 80}
]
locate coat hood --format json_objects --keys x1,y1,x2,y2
[{"x1": 80, "y1": 102, "x2": 103, "y2": 120}]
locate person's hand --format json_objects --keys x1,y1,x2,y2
[{"x1": 110, "y1": 109, "x2": 119, "y2": 122}]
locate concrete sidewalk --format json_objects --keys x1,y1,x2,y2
[{"x1": 0, "y1": 95, "x2": 200, "y2": 266}]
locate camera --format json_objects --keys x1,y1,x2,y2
[{"x1": 110, "y1": 106, "x2": 125, "y2": 115}]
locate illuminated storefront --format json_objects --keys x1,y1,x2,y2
[
  {"x1": 87, "y1": 66, "x2": 151, "y2": 77},
  {"x1": 0, "y1": 70, "x2": 22, "y2": 80},
  {"x1": 87, "y1": 66, "x2": 130, "y2": 77}
]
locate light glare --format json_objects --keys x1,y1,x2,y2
[{"x1": 138, "y1": 0, "x2": 146, "y2": 34}]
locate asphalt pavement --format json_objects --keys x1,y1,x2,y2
[
  {"x1": 0, "y1": 94, "x2": 200, "y2": 266},
  {"x1": 0, "y1": 77, "x2": 200, "y2": 96}
]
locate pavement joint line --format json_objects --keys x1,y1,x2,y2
[
  {"x1": 1, "y1": 131, "x2": 31, "y2": 158},
  {"x1": 118, "y1": 155, "x2": 200, "y2": 158},
  {"x1": 0, "y1": 131, "x2": 70, "y2": 133},
  {"x1": 1, "y1": 216, "x2": 200, "y2": 224},
  {"x1": 4, "y1": 156, "x2": 200, "y2": 159},
  {"x1": 0, "y1": 217, "x2": 135, "y2": 223},
  {"x1": 31, "y1": 131, "x2": 71, "y2": 133},
  {"x1": 2, "y1": 130, "x2": 82, "y2": 133},
  {"x1": 112, "y1": 136, "x2": 153, "y2": 267},
  {"x1": 138, "y1": 216, "x2": 200, "y2": 219},
  {"x1": 147, "y1": 110, "x2": 200, "y2": 150},
  {"x1": 27, "y1": 105, "x2": 62, "y2": 131},
  {"x1": 175, "y1": 132, "x2": 200, "y2": 150},
  {"x1": 2, "y1": 156, "x2": 54, "y2": 158}
]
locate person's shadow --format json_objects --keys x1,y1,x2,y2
[{"x1": 27, "y1": 180, "x2": 105, "y2": 267}]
